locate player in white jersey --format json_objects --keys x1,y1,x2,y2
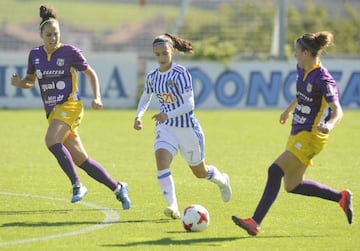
[{"x1": 133, "y1": 33, "x2": 232, "y2": 219}]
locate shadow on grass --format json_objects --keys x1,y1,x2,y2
[
  {"x1": 0, "y1": 209, "x2": 77, "y2": 215},
  {"x1": 102, "y1": 237, "x2": 241, "y2": 248},
  {"x1": 0, "y1": 207, "x2": 175, "y2": 228},
  {"x1": 0, "y1": 208, "x2": 120, "y2": 227},
  {"x1": 102, "y1": 233, "x2": 329, "y2": 248}
]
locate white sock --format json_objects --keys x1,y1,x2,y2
[
  {"x1": 206, "y1": 165, "x2": 226, "y2": 186},
  {"x1": 157, "y1": 168, "x2": 178, "y2": 210}
]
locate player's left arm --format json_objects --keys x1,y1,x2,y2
[
  {"x1": 166, "y1": 90, "x2": 194, "y2": 119},
  {"x1": 152, "y1": 90, "x2": 194, "y2": 123},
  {"x1": 317, "y1": 100, "x2": 343, "y2": 134},
  {"x1": 83, "y1": 66, "x2": 103, "y2": 110}
]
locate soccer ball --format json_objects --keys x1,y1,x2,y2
[{"x1": 181, "y1": 204, "x2": 210, "y2": 232}]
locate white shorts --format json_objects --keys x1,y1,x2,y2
[{"x1": 154, "y1": 123, "x2": 205, "y2": 166}]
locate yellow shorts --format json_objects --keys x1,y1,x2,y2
[
  {"x1": 286, "y1": 131, "x2": 328, "y2": 167},
  {"x1": 47, "y1": 101, "x2": 84, "y2": 137}
]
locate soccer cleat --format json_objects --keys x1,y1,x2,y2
[
  {"x1": 115, "y1": 182, "x2": 131, "y2": 210},
  {"x1": 71, "y1": 184, "x2": 87, "y2": 203},
  {"x1": 220, "y1": 173, "x2": 232, "y2": 202},
  {"x1": 164, "y1": 207, "x2": 180, "y2": 219},
  {"x1": 339, "y1": 189, "x2": 353, "y2": 224},
  {"x1": 232, "y1": 216, "x2": 260, "y2": 236}
]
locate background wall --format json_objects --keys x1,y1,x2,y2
[{"x1": 1, "y1": 0, "x2": 359, "y2": 109}]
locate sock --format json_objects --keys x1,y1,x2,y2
[
  {"x1": 48, "y1": 143, "x2": 79, "y2": 185},
  {"x1": 252, "y1": 163, "x2": 284, "y2": 225},
  {"x1": 157, "y1": 169, "x2": 178, "y2": 210},
  {"x1": 79, "y1": 158, "x2": 118, "y2": 191},
  {"x1": 290, "y1": 179, "x2": 341, "y2": 202},
  {"x1": 206, "y1": 165, "x2": 226, "y2": 186}
]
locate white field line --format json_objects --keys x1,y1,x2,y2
[{"x1": 0, "y1": 192, "x2": 119, "y2": 247}]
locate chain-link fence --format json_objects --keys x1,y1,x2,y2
[{"x1": 1, "y1": 0, "x2": 359, "y2": 61}]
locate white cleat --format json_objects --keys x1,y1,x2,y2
[
  {"x1": 71, "y1": 184, "x2": 87, "y2": 203},
  {"x1": 220, "y1": 173, "x2": 232, "y2": 202},
  {"x1": 164, "y1": 207, "x2": 180, "y2": 219}
]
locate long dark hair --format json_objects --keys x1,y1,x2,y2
[
  {"x1": 152, "y1": 33, "x2": 194, "y2": 54},
  {"x1": 39, "y1": 5, "x2": 58, "y2": 32},
  {"x1": 296, "y1": 31, "x2": 333, "y2": 57}
]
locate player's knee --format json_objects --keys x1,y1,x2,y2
[
  {"x1": 45, "y1": 135, "x2": 56, "y2": 148},
  {"x1": 268, "y1": 163, "x2": 284, "y2": 178},
  {"x1": 283, "y1": 179, "x2": 300, "y2": 192}
]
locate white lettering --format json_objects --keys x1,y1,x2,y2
[
  {"x1": 42, "y1": 70, "x2": 65, "y2": 75},
  {"x1": 296, "y1": 103, "x2": 311, "y2": 114},
  {"x1": 293, "y1": 114, "x2": 307, "y2": 124},
  {"x1": 41, "y1": 82, "x2": 55, "y2": 92}
]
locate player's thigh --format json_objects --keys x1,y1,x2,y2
[
  {"x1": 177, "y1": 126, "x2": 205, "y2": 166},
  {"x1": 45, "y1": 119, "x2": 71, "y2": 146},
  {"x1": 275, "y1": 151, "x2": 306, "y2": 191}
]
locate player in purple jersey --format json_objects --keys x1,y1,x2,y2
[
  {"x1": 11, "y1": 5, "x2": 130, "y2": 209},
  {"x1": 133, "y1": 33, "x2": 232, "y2": 219},
  {"x1": 232, "y1": 31, "x2": 352, "y2": 235}
]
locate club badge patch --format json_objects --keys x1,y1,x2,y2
[
  {"x1": 306, "y1": 83, "x2": 313, "y2": 93},
  {"x1": 56, "y1": 58, "x2": 65, "y2": 67}
]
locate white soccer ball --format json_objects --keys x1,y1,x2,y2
[{"x1": 181, "y1": 204, "x2": 210, "y2": 232}]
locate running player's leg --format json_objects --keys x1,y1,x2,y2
[
  {"x1": 154, "y1": 125, "x2": 180, "y2": 218},
  {"x1": 46, "y1": 120, "x2": 78, "y2": 186},
  {"x1": 65, "y1": 135, "x2": 131, "y2": 209},
  {"x1": 46, "y1": 119, "x2": 84, "y2": 202},
  {"x1": 177, "y1": 125, "x2": 231, "y2": 202}
]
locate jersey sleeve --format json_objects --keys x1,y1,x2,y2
[
  {"x1": 319, "y1": 68, "x2": 339, "y2": 104},
  {"x1": 70, "y1": 46, "x2": 89, "y2": 72},
  {"x1": 26, "y1": 51, "x2": 36, "y2": 75}
]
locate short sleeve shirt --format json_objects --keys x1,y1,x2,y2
[
  {"x1": 291, "y1": 64, "x2": 339, "y2": 135},
  {"x1": 27, "y1": 44, "x2": 88, "y2": 117}
]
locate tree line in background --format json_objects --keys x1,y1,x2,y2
[{"x1": 179, "y1": 0, "x2": 360, "y2": 61}]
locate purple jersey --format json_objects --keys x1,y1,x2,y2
[
  {"x1": 27, "y1": 44, "x2": 88, "y2": 117},
  {"x1": 291, "y1": 64, "x2": 339, "y2": 135}
]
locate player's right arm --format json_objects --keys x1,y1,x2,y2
[
  {"x1": 134, "y1": 91, "x2": 153, "y2": 130},
  {"x1": 11, "y1": 73, "x2": 36, "y2": 89},
  {"x1": 280, "y1": 97, "x2": 297, "y2": 124}
]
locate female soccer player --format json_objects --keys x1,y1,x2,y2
[
  {"x1": 232, "y1": 31, "x2": 352, "y2": 235},
  {"x1": 133, "y1": 33, "x2": 232, "y2": 219},
  {"x1": 11, "y1": 5, "x2": 131, "y2": 209}
]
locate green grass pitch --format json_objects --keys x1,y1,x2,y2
[{"x1": 0, "y1": 109, "x2": 359, "y2": 251}]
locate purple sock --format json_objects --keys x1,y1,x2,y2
[
  {"x1": 290, "y1": 179, "x2": 341, "y2": 202},
  {"x1": 48, "y1": 143, "x2": 79, "y2": 185},
  {"x1": 79, "y1": 158, "x2": 118, "y2": 191},
  {"x1": 253, "y1": 164, "x2": 284, "y2": 225}
]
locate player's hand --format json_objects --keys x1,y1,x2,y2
[
  {"x1": 134, "y1": 118, "x2": 143, "y2": 130},
  {"x1": 152, "y1": 112, "x2": 168, "y2": 123},
  {"x1": 91, "y1": 98, "x2": 103, "y2": 110},
  {"x1": 279, "y1": 111, "x2": 290, "y2": 124},
  {"x1": 317, "y1": 122, "x2": 332, "y2": 134},
  {"x1": 11, "y1": 73, "x2": 21, "y2": 87}
]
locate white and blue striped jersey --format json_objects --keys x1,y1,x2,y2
[{"x1": 144, "y1": 62, "x2": 198, "y2": 128}]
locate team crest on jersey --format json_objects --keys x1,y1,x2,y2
[
  {"x1": 306, "y1": 83, "x2": 313, "y2": 93},
  {"x1": 56, "y1": 58, "x2": 65, "y2": 67},
  {"x1": 167, "y1": 80, "x2": 174, "y2": 87}
]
